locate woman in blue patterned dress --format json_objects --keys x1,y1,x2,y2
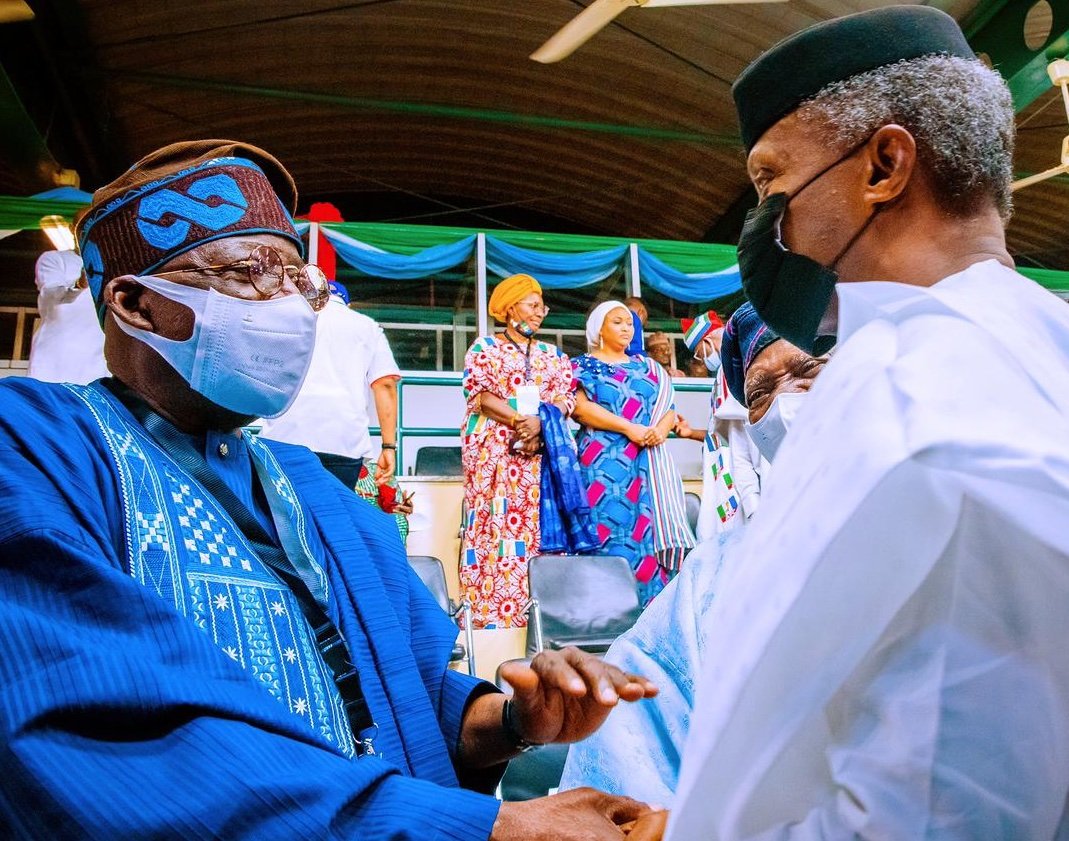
[{"x1": 570, "y1": 301, "x2": 695, "y2": 605}]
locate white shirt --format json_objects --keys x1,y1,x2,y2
[
  {"x1": 669, "y1": 261, "x2": 1069, "y2": 841},
  {"x1": 258, "y1": 297, "x2": 400, "y2": 459},
  {"x1": 27, "y1": 250, "x2": 108, "y2": 384}
]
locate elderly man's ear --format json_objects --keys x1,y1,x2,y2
[
  {"x1": 863, "y1": 124, "x2": 916, "y2": 205},
  {"x1": 103, "y1": 276, "x2": 157, "y2": 332}
]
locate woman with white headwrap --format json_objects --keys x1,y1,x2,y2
[{"x1": 570, "y1": 301, "x2": 695, "y2": 606}]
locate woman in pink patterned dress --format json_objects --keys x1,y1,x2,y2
[{"x1": 460, "y1": 274, "x2": 575, "y2": 628}]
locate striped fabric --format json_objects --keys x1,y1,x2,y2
[
  {"x1": 0, "y1": 377, "x2": 501, "y2": 839},
  {"x1": 643, "y1": 358, "x2": 697, "y2": 569}
]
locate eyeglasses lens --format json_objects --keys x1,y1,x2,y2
[{"x1": 248, "y1": 245, "x2": 284, "y2": 298}]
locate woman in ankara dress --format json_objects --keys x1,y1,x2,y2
[
  {"x1": 571, "y1": 301, "x2": 695, "y2": 607},
  {"x1": 460, "y1": 274, "x2": 575, "y2": 628}
]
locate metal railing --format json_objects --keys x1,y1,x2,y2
[{"x1": 377, "y1": 372, "x2": 713, "y2": 475}]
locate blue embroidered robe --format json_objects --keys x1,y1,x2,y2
[{"x1": 0, "y1": 378, "x2": 501, "y2": 839}]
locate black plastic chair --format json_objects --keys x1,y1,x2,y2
[
  {"x1": 685, "y1": 491, "x2": 701, "y2": 535},
  {"x1": 413, "y1": 446, "x2": 463, "y2": 476},
  {"x1": 525, "y1": 554, "x2": 642, "y2": 657},
  {"x1": 407, "y1": 554, "x2": 476, "y2": 676}
]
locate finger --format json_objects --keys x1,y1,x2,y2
[
  {"x1": 585, "y1": 790, "x2": 651, "y2": 826},
  {"x1": 530, "y1": 650, "x2": 587, "y2": 696},
  {"x1": 498, "y1": 659, "x2": 542, "y2": 699},
  {"x1": 600, "y1": 664, "x2": 654, "y2": 702},
  {"x1": 626, "y1": 810, "x2": 670, "y2": 841},
  {"x1": 561, "y1": 648, "x2": 622, "y2": 705}
]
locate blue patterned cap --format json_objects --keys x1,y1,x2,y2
[{"x1": 722, "y1": 302, "x2": 781, "y2": 406}]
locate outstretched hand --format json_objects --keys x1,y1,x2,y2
[{"x1": 498, "y1": 647, "x2": 658, "y2": 745}]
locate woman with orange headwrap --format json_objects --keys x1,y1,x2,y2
[{"x1": 460, "y1": 274, "x2": 575, "y2": 629}]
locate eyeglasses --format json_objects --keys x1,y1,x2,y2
[
  {"x1": 154, "y1": 245, "x2": 330, "y2": 311},
  {"x1": 517, "y1": 300, "x2": 551, "y2": 316}
]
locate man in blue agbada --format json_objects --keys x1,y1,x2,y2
[{"x1": 0, "y1": 139, "x2": 659, "y2": 840}]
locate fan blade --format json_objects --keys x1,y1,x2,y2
[
  {"x1": 531, "y1": 0, "x2": 639, "y2": 63},
  {"x1": 644, "y1": 0, "x2": 787, "y2": 6}
]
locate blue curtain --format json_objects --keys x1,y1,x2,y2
[
  {"x1": 484, "y1": 237, "x2": 627, "y2": 288},
  {"x1": 318, "y1": 226, "x2": 476, "y2": 280},
  {"x1": 637, "y1": 249, "x2": 742, "y2": 303},
  {"x1": 303, "y1": 223, "x2": 743, "y2": 302}
]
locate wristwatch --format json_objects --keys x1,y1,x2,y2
[
  {"x1": 381, "y1": 443, "x2": 397, "y2": 450},
  {"x1": 501, "y1": 698, "x2": 543, "y2": 753}
]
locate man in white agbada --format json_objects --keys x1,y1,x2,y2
[
  {"x1": 656, "y1": 7, "x2": 1069, "y2": 840},
  {"x1": 27, "y1": 250, "x2": 108, "y2": 384},
  {"x1": 558, "y1": 303, "x2": 825, "y2": 807}
]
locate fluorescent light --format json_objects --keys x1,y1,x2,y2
[{"x1": 40, "y1": 215, "x2": 76, "y2": 251}]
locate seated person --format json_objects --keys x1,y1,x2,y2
[
  {"x1": 558, "y1": 304, "x2": 825, "y2": 806},
  {"x1": 644, "y1": 331, "x2": 685, "y2": 377},
  {"x1": 0, "y1": 139, "x2": 658, "y2": 841}
]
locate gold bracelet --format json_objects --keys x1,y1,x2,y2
[{"x1": 509, "y1": 414, "x2": 520, "y2": 428}]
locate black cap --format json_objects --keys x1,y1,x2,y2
[{"x1": 732, "y1": 5, "x2": 976, "y2": 151}]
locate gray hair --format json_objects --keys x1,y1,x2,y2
[{"x1": 797, "y1": 55, "x2": 1015, "y2": 221}]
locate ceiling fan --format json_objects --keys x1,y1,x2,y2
[
  {"x1": 531, "y1": 0, "x2": 787, "y2": 64},
  {"x1": 1012, "y1": 59, "x2": 1069, "y2": 192}
]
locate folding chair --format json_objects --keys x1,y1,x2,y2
[
  {"x1": 413, "y1": 446, "x2": 463, "y2": 476},
  {"x1": 525, "y1": 553, "x2": 643, "y2": 656},
  {"x1": 406, "y1": 554, "x2": 476, "y2": 676},
  {"x1": 685, "y1": 491, "x2": 701, "y2": 535}
]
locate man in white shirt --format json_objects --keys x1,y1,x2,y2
[
  {"x1": 27, "y1": 250, "x2": 108, "y2": 384},
  {"x1": 559, "y1": 304, "x2": 825, "y2": 807},
  {"x1": 259, "y1": 281, "x2": 400, "y2": 488},
  {"x1": 667, "y1": 6, "x2": 1069, "y2": 840}
]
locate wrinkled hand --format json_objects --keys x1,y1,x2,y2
[
  {"x1": 625, "y1": 424, "x2": 653, "y2": 446},
  {"x1": 492, "y1": 788, "x2": 652, "y2": 841},
  {"x1": 374, "y1": 448, "x2": 396, "y2": 485},
  {"x1": 498, "y1": 647, "x2": 658, "y2": 745}
]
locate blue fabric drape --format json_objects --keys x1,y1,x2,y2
[
  {"x1": 537, "y1": 404, "x2": 601, "y2": 555},
  {"x1": 637, "y1": 249, "x2": 742, "y2": 303},
  {"x1": 300, "y1": 223, "x2": 744, "y2": 301},
  {"x1": 320, "y1": 227, "x2": 476, "y2": 280},
  {"x1": 485, "y1": 238, "x2": 628, "y2": 288}
]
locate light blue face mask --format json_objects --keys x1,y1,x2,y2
[
  {"x1": 703, "y1": 351, "x2": 722, "y2": 374},
  {"x1": 745, "y1": 390, "x2": 805, "y2": 462},
  {"x1": 113, "y1": 273, "x2": 318, "y2": 418}
]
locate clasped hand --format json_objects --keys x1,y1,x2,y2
[{"x1": 492, "y1": 648, "x2": 663, "y2": 841}]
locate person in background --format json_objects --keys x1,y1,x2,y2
[
  {"x1": 623, "y1": 295, "x2": 647, "y2": 357},
  {"x1": 644, "y1": 331, "x2": 684, "y2": 377},
  {"x1": 559, "y1": 305, "x2": 825, "y2": 807},
  {"x1": 27, "y1": 249, "x2": 108, "y2": 384},
  {"x1": 460, "y1": 274, "x2": 575, "y2": 629},
  {"x1": 673, "y1": 310, "x2": 754, "y2": 538},
  {"x1": 259, "y1": 279, "x2": 400, "y2": 489},
  {"x1": 683, "y1": 354, "x2": 706, "y2": 378},
  {"x1": 671, "y1": 8, "x2": 1069, "y2": 839},
  {"x1": 570, "y1": 301, "x2": 695, "y2": 606},
  {"x1": 0, "y1": 139, "x2": 658, "y2": 841},
  {"x1": 353, "y1": 460, "x2": 414, "y2": 544}
]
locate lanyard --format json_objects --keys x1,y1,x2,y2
[
  {"x1": 102, "y1": 379, "x2": 379, "y2": 757},
  {"x1": 505, "y1": 332, "x2": 533, "y2": 381}
]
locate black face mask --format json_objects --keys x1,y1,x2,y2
[{"x1": 737, "y1": 136, "x2": 879, "y2": 355}]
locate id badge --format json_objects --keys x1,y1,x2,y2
[{"x1": 514, "y1": 384, "x2": 540, "y2": 416}]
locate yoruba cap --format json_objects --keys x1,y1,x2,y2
[
  {"x1": 680, "y1": 310, "x2": 724, "y2": 352},
  {"x1": 327, "y1": 280, "x2": 350, "y2": 304},
  {"x1": 75, "y1": 139, "x2": 303, "y2": 310},
  {"x1": 732, "y1": 5, "x2": 976, "y2": 151},
  {"x1": 721, "y1": 302, "x2": 781, "y2": 406},
  {"x1": 488, "y1": 273, "x2": 542, "y2": 322}
]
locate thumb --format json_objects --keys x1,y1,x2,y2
[{"x1": 498, "y1": 660, "x2": 541, "y2": 699}]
